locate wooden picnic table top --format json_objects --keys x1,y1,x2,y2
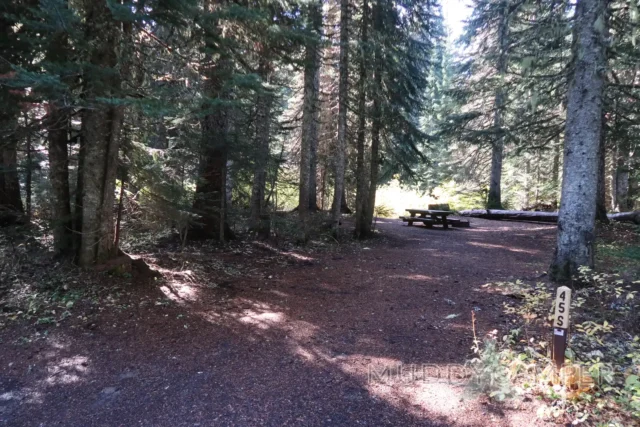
[{"x1": 405, "y1": 209, "x2": 453, "y2": 216}]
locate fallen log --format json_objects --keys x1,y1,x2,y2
[
  {"x1": 458, "y1": 209, "x2": 559, "y2": 222},
  {"x1": 608, "y1": 211, "x2": 640, "y2": 224},
  {"x1": 458, "y1": 209, "x2": 640, "y2": 225}
]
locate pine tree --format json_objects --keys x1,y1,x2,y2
[
  {"x1": 551, "y1": 0, "x2": 607, "y2": 281},
  {"x1": 298, "y1": 0, "x2": 322, "y2": 236},
  {"x1": 332, "y1": 0, "x2": 350, "y2": 234},
  {"x1": 0, "y1": 1, "x2": 30, "y2": 223},
  {"x1": 354, "y1": 0, "x2": 370, "y2": 238}
]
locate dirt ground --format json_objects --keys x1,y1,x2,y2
[{"x1": 1, "y1": 218, "x2": 558, "y2": 426}]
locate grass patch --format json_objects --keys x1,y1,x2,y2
[
  {"x1": 599, "y1": 244, "x2": 640, "y2": 261},
  {"x1": 598, "y1": 243, "x2": 640, "y2": 279}
]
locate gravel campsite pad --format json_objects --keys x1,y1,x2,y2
[{"x1": 1, "y1": 219, "x2": 556, "y2": 426}]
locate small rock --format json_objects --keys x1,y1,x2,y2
[{"x1": 101, "y1": 387, "x2": 118, "y2": 395}]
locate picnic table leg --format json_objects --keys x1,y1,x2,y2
[
  {"x1": 407, "y1": 212, "x2": 416, "y2": 226},
  {"x1": 442, "y1": 216, "x2": 449, "y2": 229}
]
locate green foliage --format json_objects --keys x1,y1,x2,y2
[
  {"x1": 483, "y1": 266, "x2": 640, "y2": 424},
  {"x1": 373, "y1": 204, "x2": 394, "y2": 218},
  {"x1": 599, "y1": 244, "x2": 640, "y2": 262},
  {"x1": 466, "y1": 336, "x2": 515, "y2": 401}
]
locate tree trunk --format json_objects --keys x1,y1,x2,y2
[
  {"x1": 249, "y1": 60, "x2": 273, "y2": 232},
  {"x1": 523, "y1": 158, "x2": 531, "y2": 208},
  {"x1": 551, "y1": 139, "x2": 561, "y2": 209},
  {"x1": 73, "y1": 117, "x2": 85, "y2": 252},
  {"x1": 43, "y1": 0, "x2": 75, "y2": 248},
  {"x1": 24, "y1": 112, "x2": 32, "y2": 222},
  {"x1": 48, "y1": 103, "x2": 74, "y2": 254},
  {"x1": 309, "y1": 131, "x2": 318, "y2": 211},
  {"x1": 226, "y1": 160, "x2": 233, "y2": 206},
  {"x1": 613, "y1": 138, "x2": 631, "y2": 212},
  {"x1": 0, "y1": 119, "x2": 23, "y2": 217},
  {"x1": 0, "y1": 12, "x2": 23, "y2": 224},
  {"x1": 550, "y1": 0, "x2": 606, "y2": 282},
  {"x1": 364, "y1": 0, "x2": 383, "y2": 232},
  {"x1": 299, "y1": 0, "x2": 322, "y2": 230},
  {"x1": 46, "y1": 19, "x2": 74, "y2": 253},
  {"x1": 595, "y1": 117, "x2": 609, "y2": 223},
  {"x1": 77, "y1": 0, "x2": 123, "y2": 266},
  {"x1": 487, "y1": 1, "x2": 508, "y2": 210},
  {"x1": 114, "y1": 178, "x2": 125, "y2": 250},
  {"x1": 332, "y1": 0, "x2": 349, "y2": 234},
  {"x1": 193, "y1": 58, "x2": 234, "y2": 241},
  {"x1": 354, "y1": 0, "x2": 370, "y2": 239},
  {"x1": 331, "y1": 188, "x2": 352, "y2": 214},
  {"x1": 320, "y1": 165, "x2": 326, "y2": 210},
  {"x1": 194, "y1": 123, "x2": 233, "y2": 240}
]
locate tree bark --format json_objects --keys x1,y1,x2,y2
[
  {"x1": 193, "y1": 57, "x2": 234, "y2": 241},
  {"x1": 487, "y1": 1, "x2": 509, "y2": 210},
  {"x1": 24, "y1": 112, "x2": 32, "y2": 222},
  {"x1": 114, "y1": 178, "x2": 125, "y2": 250},
  {"x1": 0, "y1": 10, "x2": 24, "y2": 224},
  {"x1": 309, "y1": 131, "x2": 318, "y2": 211},
  {"x1": 354, "y1": 0, "x2": 370, "y2": 239},
  {"x1": 331, "y1": 188, "x2": 352, "y2": 213},
  {"x1": 45, "y1": 0, "x2": 74, "y2": 251},
  {"x1": 550, "y1": 0, "x2": 607, "y2": 281},
  {"x1": 0, "y1": 112, "x2": 23, "y2": 218},
  {"x1": 0, "y1": 129, "x2": 23, "y2": 216},
  {"x1": 551, "y1": 139, "x2": 561, "y2": 209},
  {"x1": 613, "y1": 138, "x2": 631, "y2": 212},
  {"x1": 299, "y1": 0, "x2": 322, "y2": 231},
  {"x1": 364, "y1": 0, "x2": 383, "y2": 232},
  {"x1": 331, "y1": 0, "x2": 349, "y2": 234},
  {"x1": 47, "y1": 103, "x2": 74, "y2": 254},
  {"x1": 226, "y1": 160, "x2": 234, "y2": 206},
  {"x1": 595, "y1": 117, "x2": 609, "y2": 223},
  {"x1": 77, "y1": 0, "x2": 123, "y2": 266},
  {"x1": 249, "y1": 59, "x2": 273, "y2": 232},
  {"x1": 73, "y1": 116, "x2": 85, "y2": 252}
]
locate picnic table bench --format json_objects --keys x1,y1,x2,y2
[{"x1": 399, "y1": 207, "x2": 470, "y2": 229}]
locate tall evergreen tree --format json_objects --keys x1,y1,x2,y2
[
  {"x1": 332, "y1": 0, "x2": 349, "y2": 233},
  {"x1": 299, "y1": 0, "x2": 322, "y2": 235},
  {"x1": 551, "y1": 0, "x2": 607, "y2": 281}
]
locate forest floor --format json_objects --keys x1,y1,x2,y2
[{"x1": 1, "y1": 218, "x2": 563, "y2": 426}]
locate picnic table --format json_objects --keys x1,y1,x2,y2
[{"x1": 400, "y1": 209, "x2": 455, "y2": 229}]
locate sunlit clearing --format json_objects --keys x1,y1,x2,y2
[
  {"x1": 236, "y1": 309, "x2": 285, "y2": 330},
  {"x1": 389, "y1": 274, "x2": 433, "y2": 281},
  {"x1": 252, "y1": 242, "x2": 315, "y2": 262},
  {"x1": 160, "y1": 282, "x2": 199, "y2": 302},
  {"x1": 45, "y1": 356, "x2": 89, "y2": 386},
  {"x1": 337, "y1": 355, "x2": 480, "y2": 424},
  {"x1": 467, "y1": 241, "x2": 539, "y2": 254}
]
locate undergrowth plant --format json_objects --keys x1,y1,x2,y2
[
  {"x1": 465, "y1": 313, "x2": 514, "y2": 401},
  {"x1": 472, "y1": 268, "x2": 640, "y2": 425}
]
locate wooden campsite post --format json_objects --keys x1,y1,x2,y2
[{"x1": 552, "y1": 286, "x2": 572, "y2": 370}]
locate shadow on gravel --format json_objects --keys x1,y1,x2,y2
[{"x1": 1, "y1": 218, "x2": 555, "y2": 426}]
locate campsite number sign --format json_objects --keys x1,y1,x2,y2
[
  {"x1": 552, "y1": 286, "x2": 571, "y2": 369},
  {"x1": 554, "y1": 286, "x2": 571, "y2": 329}
]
